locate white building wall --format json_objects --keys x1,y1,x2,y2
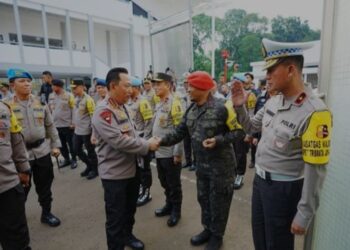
[
  {"x1": 94, "y1": 25, "x2": 108, "y2": 64},
  {"x1": 71, "y1": 19, "x2": 90, "y2": 51},
  {"x1": 312, "y1": 0, "x2": 350, "y2": 249},
  {"x1": 0, "y1": 4, "x2": 16, "y2": 43},
  {"x1": 14, "y1": 0, "x2": 132, "y2": 25}
]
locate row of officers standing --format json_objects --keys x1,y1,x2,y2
[{"x1": 0, "y1": 38, "x2": 332, "y2": 250}]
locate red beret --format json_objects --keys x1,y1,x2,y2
[{"x1": 187, "y1": 71, "x2": 214, "y2": 90}]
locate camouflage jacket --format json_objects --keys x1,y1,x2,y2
[{"x1": 160, "y1": 95, "x2": 245, "y2": 176}]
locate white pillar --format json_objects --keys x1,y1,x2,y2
[
  {"x1": 65, "y1": 10, "x2": 73, "y2": 66},
  {"x1": 13, "y1": 0, "x2": 24, "y2": 63},
  {"x1": 88, "y1": 15, "x2": 96, "y2": 76},
  {"x1": 41, "y1": 4, "x2": 50, "y2": 65}
]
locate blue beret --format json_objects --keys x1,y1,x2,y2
[
  {"x1": 7, "y1": 68, "x2": 33, "y2": 81},
  {"x1": 233, "y1": 75, "x2": 246, "y2": 83},
  {"x1": 96, "y1": 78, "x2": 106, "y2": 87},
  {"x1": 131, "y1": 77, "x2": 142, "y2": 87}
]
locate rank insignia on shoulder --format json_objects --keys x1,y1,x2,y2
[
  {"x1": 295, "y1": 92, "x2": 307, "y2": 105},
  {"x1": 100, "y1": 110, "x2": 112, "y2": 124}
]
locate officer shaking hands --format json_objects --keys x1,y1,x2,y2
[
  {"x1": 232, "y1": 39, "x2": 332, "y2": 250},
  {"x1": 157, "y1": 71, "x2": 245, "y2": 250},
  {"x1": 92, "y1": 67, "x2": 159, "y2": 250}
]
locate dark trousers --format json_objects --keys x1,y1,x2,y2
[
  {"x1": 102, "y1": 175, "x2": 139, "y2": 250},
  {"x1": 57, "y1": 127, "x2": 76, "y2": 161},
  {"x1": 183, "y1": 134, "x2": 193, "y2": 165},
  {"x1": 251, "y1": 144, "x2": 257, "y2": 164},
  {"x1": 140, "y1": 152, "x2": 152, "y2": 189},
  {"x1": 252, "y1": 175, "x2": 303, "y2": 250},
  {"x1": 196, "y1": 171, "x2": 234, "y2": 237},
  {"x1": 156, "y1": 158, "x2": 182, "y2": 211},
  {"x1": 73, "y1": 133, "x2": 97, "y2": 172},
  {"x1": 0, "y1": 184, "x2": 31, "y2": 250},
  {"x1": 25, "y1": 153, "x2": 54, "y2": 212},
  {"x1": 233, "y1": 137, "x2": 248, "y2": 175}
]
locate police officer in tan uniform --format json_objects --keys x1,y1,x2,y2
[
  {"x1": 92, "y1": 67, "x2": 159, "y2": 250},
  {"x1": 127, "y1": 77, "x2": 154, "y2": 206},
  {"x1": 7, "y1": 68, "x2": 62, "y2": 227},
  {"x1": 232, "y1": 39, "x2": 332, "y2": 250},
  {"x1": 48, "y1": 79, "x2": 77, "y2": 169},
  {"x1": 151, "y1": 72, "x2": 184, "y2": 227},
  {"x1": 71, "y1": 79, "x2": 98, "y2": 180},
  {"x1": 0, "y1": 100, "x2": 31, "y2": 250},
  {"x1": 142, "y1": 77, "x2": 159, "y2": 111}
]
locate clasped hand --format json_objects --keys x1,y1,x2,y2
[{"x1": 148, "y1": 136, "x2": 161, "y2": 151}]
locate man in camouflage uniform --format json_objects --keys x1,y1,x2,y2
[
  {"x1": 7, "y1": 68, "x2": 62, "y2": 227},
  {"x1": 48, "y1": 79, "x2": 77, "y2": 169},
  {"x1": 127, "y1": 77, "x2": 154, "y2": 206},
  {"x1": 159, "y1": 71, "x2": 245, "y2": 250},
  {"x1": 152, "y1": 72, "x2": 184, "y2": 227},
  {"x1": 232, "y1": 38, "x2": 332, "y2": 250},
  {"x1": 71, "y1": 79, "x2": 98, "y2": 180},
  {"x1": 0, "y1": 100, "x2": 31, "y2": 250}
]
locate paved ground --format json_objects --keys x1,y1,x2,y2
[{"x1": 25, "y1": 158, "x2": 304, "y2": 250}]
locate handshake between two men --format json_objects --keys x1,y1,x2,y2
[{"x1": 147, "y1": 136, "x2": 218, "y2": 152}]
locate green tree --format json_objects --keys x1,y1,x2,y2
[
  {"x1": 219, "y1": 9, "x2": 269, "y2": 72},
  {"x1": 271, "y1": 16, "x2": 321, "y2": 42}
]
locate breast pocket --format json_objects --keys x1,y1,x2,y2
[
  {"x1": 34, "y1": 110, "x2": 45, "y2": 127},
  {"x1": 0, "y1": 119, "x2": 10, "y2": 144},
  {"x1": 202, "y1": 119, "x2": 220, "y2": 138},
  {"x1": 273, "y1": 128, "x2": 296, "y2": 152}
]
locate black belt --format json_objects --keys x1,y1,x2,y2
[{"x1": 26, "y1": 138, "x2": 45, "y2": 149}]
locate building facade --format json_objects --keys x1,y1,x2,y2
[{"x1": 0, "y1": 0, "x2": 152, "y2": 89}]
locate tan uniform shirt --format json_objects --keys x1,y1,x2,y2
[
  {"x1": 7, "y1": 95, "x2": 61, "y2": 160},
  {"x1": 126, "y1": 94, "x2": 153, "y2": 139},
  {"x1": 92, "y1": 98, "x2": 149, "y2": 180},
  {"x1": 152, "y1": 94, "x2": 184, "y2": 158},
  {"x1": 48, "y1": 91, "x2": 75, "y2": 128},
  {"x1": 0, "y1": 101, "x2": 30, "y2": 193},
  {"x1": 235, "y1": 86, "x2": 331, "y2": 229},
  {"x1": 73, "y1": 93, "x2": 95, "y2": 135}
]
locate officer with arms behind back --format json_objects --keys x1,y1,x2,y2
[
  {"x1": 232, "y1": 39, "x2": 332, "y2": 250},
  {"x1": 6, "y1": 68, "x2": 62, "y2": 227},
  {"x1": 0, "y1": 100, "x2": 31, "y2": 250},
  {"x1": 71, "y1": 78, "x2": 98, "y2": 180},
  {"x1": 158, "y1": 71, "x2": 245, "y2": 250},
  {"x1": 48, "y1": 79, "x2": 77, "y2": 169},
  {"x1": 92, "y1": 67, "x2": 160, "y2": 250}
]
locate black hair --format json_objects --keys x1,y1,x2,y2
[
  {"x1": 106, "y1": 67, "x2": 128, "y2": 90},
  {"x1": 42, "y1": 71, "x2": 52, "y2": 77},
  {"x1": 279, "y1": 55, "x2": 304, "y2": 72},
  {"x1": 244, "y1": 72, "x2": 254, "y2": 80},
  {"x1": 259, "y1": 79, "x2": 267, "y2": 86}
]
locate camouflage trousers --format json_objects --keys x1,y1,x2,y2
[{"x1": 196, "y1": 171, "x2": 234, "y2": 237}]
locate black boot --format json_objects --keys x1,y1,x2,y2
[
  {"x1": 86, "y1": 170, "x2": 98, "y2": 180},
  {"x1": 124, "y1": 234, "x2": 144, "y2": 250},
  {"x1": 41, "y1": 209, "x2": 61, "y2": 227},
  {"x1": 71, "y1": 159, "x2": 78, "y2": 169},
  {"x1": 167, "y1": 205, "x2": 181, "y2": 227},
  {"x1": 137, "y1": 188, "x2": 152, "y2": 207},
  {"x1": 80, "y1": 167, "x2": 90, "y2": 177},
  {"x1": 205, "y1": 235, "x2": 223, "y2": 250},
  {"x1": 155, "y1": 203, "x2": 172, "y2": 217},
  {"x1": 59, "y1": 159, "x2": 71, "y2": 168},
  {"x1": 190, "y1": 229, "x2": 211, "y2": 246}
]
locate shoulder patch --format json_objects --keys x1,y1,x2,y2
[
  {"x1": 225, "y1": 100, "x2": 242, "y2": 130},
  {"x1": 100, "y1": 110, "x2": 112, "y2": 125},
  {"x1": 302, "y1": 110, "x2": 332, "y2": 165}
]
